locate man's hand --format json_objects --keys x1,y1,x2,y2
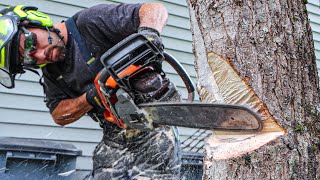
[
  {"x1": 138, "y1": 3, "x2": 168, "y2": 52},
  {"x1": 86, "y1": 86, "x2": 105, "y2": 113},
  {"x1": 138, "y1": 26, "x2": 164, "y2": 52}
]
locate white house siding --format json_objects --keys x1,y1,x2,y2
[
  {"x1": 307, "y1": 0, "x2": 320, "y2": 78},
  {"x1": 0, "y1": 0, "x2": 198, "y2": 178},
  {"x1": 0, "y1": 0, "x2": 319, "y2": 179}
]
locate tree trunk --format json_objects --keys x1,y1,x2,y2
[{"x1": 186, "y1": 0, "x2": 320, "y2": 179}]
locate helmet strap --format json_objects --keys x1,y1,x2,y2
[
  {"x1": 51, "y1": 26, "x2": 64, "y2": 41},
  {"x1": 45, "y1": 26, "x2": 53, "y2": 44}
]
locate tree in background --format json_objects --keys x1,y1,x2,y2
[{"x1": 187, "y1": 0, "x2": 320, "y2": 179}]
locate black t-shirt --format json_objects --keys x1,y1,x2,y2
[{"x1": 43, "y1": 3, "x2": 142, "y2": 112}]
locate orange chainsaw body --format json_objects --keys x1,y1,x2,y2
[{"x1": 93, "y1": 64, "x2": 142, "y2": 128}]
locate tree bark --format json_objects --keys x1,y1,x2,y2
[{"x1": 186, "y1": 0, "x2": 320, "y2": 179}]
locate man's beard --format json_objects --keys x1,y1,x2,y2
[{"x1": 45, "y1": 40, "x2": 67, "y2": 63}]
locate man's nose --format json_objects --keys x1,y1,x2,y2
[{"x1": 30, "y1": 49, "x2": 46, "y2": 63}]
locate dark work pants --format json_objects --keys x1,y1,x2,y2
[
  {"x1": 91, "y1": 125, "x2": 181, "y2": 180},
  {"x1": 90, "y1": 78, "x2": 182, "y2": 179}
]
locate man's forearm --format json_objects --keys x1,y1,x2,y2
[
  {"x1": 52, "y1": 93, "x2": 92, "y2": 126},
  {"x1": 139, "y1": 3, "x2": 168, "y2": 32}
]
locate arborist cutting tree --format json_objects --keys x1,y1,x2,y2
[
  {"x1": 0, "y1": 2, "x2": 266, "y2": 180},
  {"x1": 0, "y1": 3, "x2": 183, "y2": 179}
]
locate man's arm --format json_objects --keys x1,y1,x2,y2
[
  {"x1": 52, "y1": 94, "x2": 92, "y2": 126},
  {"x1": 51, "y1": 3, "x2": 168, "y2": 126},
  {"x1": 139, "y1": 3, "x2": 168, "y2": 32}
]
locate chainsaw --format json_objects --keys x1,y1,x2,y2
[{"x1": 93, "y1": 34, "x2": 263, "y2": 132}]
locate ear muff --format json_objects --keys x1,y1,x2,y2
[{"x1": 13, "y1": 5, "x2": 53, "y2": 27}]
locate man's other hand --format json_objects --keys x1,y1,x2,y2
[
  {"x1": 86, "y1": 86, "x2": 105, "y2": 112},
  {"x1": 138, "y1": 27, "x2": 164, "y2": 52}
]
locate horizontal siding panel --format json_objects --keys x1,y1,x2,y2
[
  {"x1": 0, "y1": 123, "x2": 102, "y2": 143},
  {"x1": 167, "y1": 73, "x2": 197, "y2": 85},
  {"x1": 76, "y1": 156, "x2": 93, "y2": 170},
  {"x1": 0, "y1": 108, "x2": 101, "y2": 130},
  {"x1": 14, "y1": 70, "x2": 42, "y2": 82},
  {"x1": 165, "y1": 50, "x2": 195, "y2": 65},
  {"x1": 310, "y1": 22, "x2": 320, "y2": 34},
  {"x1": 0, "y1": 80, "x2": 43, "y2": 97},
  {"x1": 160, "y1": 1, "x2": 189, "y2": 18},
  {"x1": 163, "y1": 26, "x2": 192, "y2": 42},
  {"x1": 2, "y1": 1, "x2": 191, "y2": 30},
  {"x1": 310, "y1": 0, "x2": 320, "y2": 77},
  {"x1": 49, "y1": 0, "x2": 117, "y2": 7},
  {"x1": 162, "y1": 61, "x2": 197, "y2": 78},
  {"x1": 49, "y1": 0, "x2": 189, "y2": 19},
  {"x1": 167, "y1": 15, "x2": 190, "y2": 30},
  {"x1": 312, "y1": 31, "x2": 320, "y2": 42},
  {"x1": 316, "y1": 50, "x2": 320, "y2": 58},
  {"x1": 1, "y1": 0, "x2": 82, "y2": 18},
  {"x1": 162, "y1": 0, "x2": 187, "y2": 7},
  {"x1": 307, "y1": 3, "x2": 320, "y2": 15},
  {"x1": 166, "y1": 74, "x2": 197, "y2": 92},
  {"x1": 308, "y1": 13, "x2": 320, "y2": 26},
  {"x1": 113, "y1": 0, "x2": 189, "y2": 18},
  {"x1": 315, "y1": 40, "x2": 320, "y2": 50},
  {"x1": 0, "y1": 93, "x2": 48, "y2": 111},
  {"x1": 115, "y1": 0, "x2": 189, "y2": 10},
  {"x1": 18, "y1": 68, "x2": 42, "y2": 79},
  {"x1": 309, "y1": 0, "x2": 320, "y2": 6},
  {"x1": 163, "y1": 37, "x2": 192, "y2": 53}
]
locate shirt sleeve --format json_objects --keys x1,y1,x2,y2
[
  {"x1": 74, "y1": 3, "x2": 142, "y2": 44},
  {"x1": 43, "y1": 76, "x2": 69, "y2": 113}
]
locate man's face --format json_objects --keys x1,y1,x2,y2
[{"x1": 19, "y1": 27, "x2": 66, "y2": 65}]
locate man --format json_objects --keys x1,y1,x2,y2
[{"x1": 0, "y1": 3, "x2": 181, "y2": 179}]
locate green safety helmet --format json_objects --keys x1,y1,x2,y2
[{"x1": 0, "y1": 5, "x2": 55, "y2": 88}]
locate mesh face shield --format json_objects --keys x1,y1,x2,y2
[{"x1": 0, "y1": 15, "x2": 19, "y2": 88}]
